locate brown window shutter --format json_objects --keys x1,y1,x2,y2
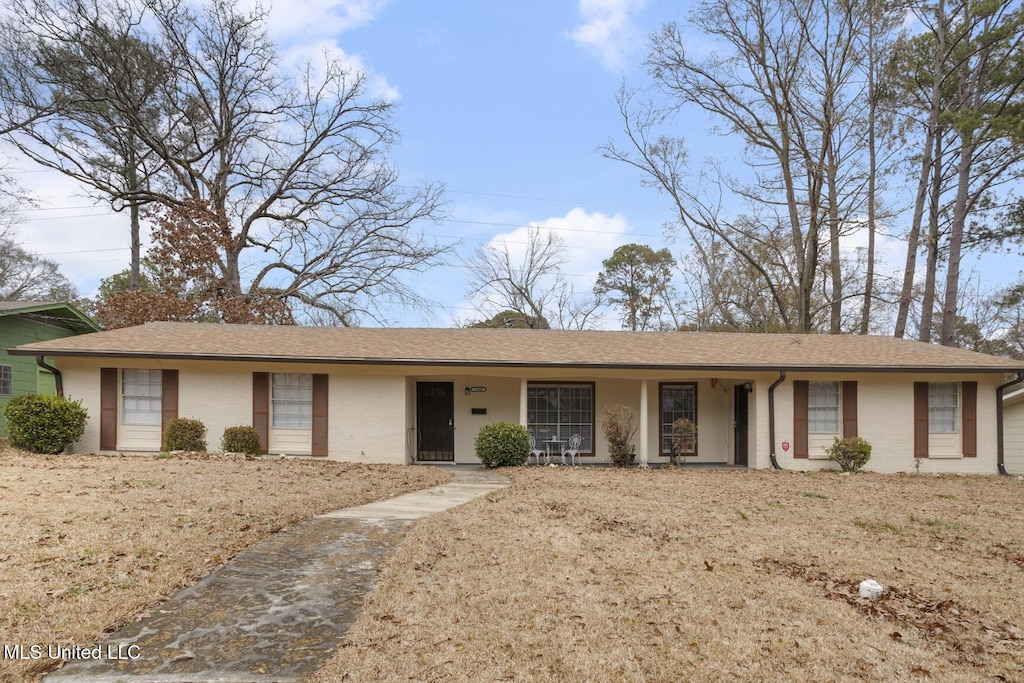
[
  {"x1": 842, "y1": 381, "x2": 858, "y2": 438},
  {"x1": 962, "y1": 381, "x2": 977, "y2": 457},
  {"x1": 253, "y1": 372, "x2": 270, "y2": 455},
  {"x1": 914, "y1": 382, "x2": 929, "y2": 458},
  {"x1": 100, "y1": 368, "x2": 118, "y2": 451},
  {"x1": 312, "y1": 374, "x2": 328, "y2": 457},
  {"x1": 793, "y1": 380, "x2": 809, "y2": 458},
  {"x1": 161, "y1": 370, "x2": 179, "y2": 441}
]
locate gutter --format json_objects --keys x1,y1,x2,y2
[
  {"x1": 35, "y1": 355, "x2": 63, "y2": 396},
  {"x1": 996, "y1": 372, "x2": 1024, "y2": 475},
  {"x1": 768, "y1": 371, "x2": 786, "y2": 470}
]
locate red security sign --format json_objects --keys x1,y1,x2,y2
[{"x1": 781, "y1": 441, "x2": 790, "y2": 452}]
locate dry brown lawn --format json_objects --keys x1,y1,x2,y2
[
  {"x1": 0, "y1": 446, "x2": 449, "y2": 682},
  {"x1": 310, "y1": 467, "x2": 1024, "y2": 683}
]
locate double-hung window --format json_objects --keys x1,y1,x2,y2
[
  {"x1": 928, "y1": 382, "x2": 959, "y2": 433},
  {"x1": 272, "y1": 373, "x2": 313, "y2": 429},
  {"x1": 808, "y1": 382, "x2": 840, "y2": 434},
  {"x1": 660, "y1": 383, "x2": 697, "y2": 454},
  {"x1": 121, "y1": 369, "x2": 162, "y2": 425},
  {"x1": 527, "y1": 383, "x2": 593, "y2": 453},
  {"x1": 0, "y1": 365, "x2": 12, "y2": 396}
]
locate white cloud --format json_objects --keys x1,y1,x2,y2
[
  {"x1": 570, "y1": 0, "x2": 646, "y2": 71},
  {"x1": 3, "y1": 162, "x2": 137, "y2": 297},
  {"x1": 280, "y1": 41, "x2": 400, "y2": 102},
  {"x1": 487, "y1": 206, "x2": 635, "y2": 285},
  {"x1": 840, "y1": 219, "x2": 908, "y2": 282},
  {"x1": 247, "y1": 0, "x2": 400, "y2": 101},
  {"x1": 258, "y1": 0, "x2": 386, "y2": 40}
]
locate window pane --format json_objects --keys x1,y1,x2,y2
[
  {"x1": 808, "y1": 382, "x2": 840, "y2": 434},
  {"x1": 928, "y1": 383, "x2": 958, "y2": 433},
  {"x1": 661, "y1": 384, "x2": 696, "y2": 454},
  {"x1": 122, "y1": 369, "x2": 162, "y2": 425},
  {"x1": 272, "y1": 373, "x2": 313, "y2": 429},
  {"x1": 0, "y1": 365, "x2": 12, "y2": 396},
  {"x1": 526, "y1": 384, "x2": 593, "y2": 453}
]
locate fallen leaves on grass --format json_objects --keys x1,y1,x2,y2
[
  {"x1": 307, "y1": 467, "x2": 1024, "y2": 683},
  {"x1": 0, "y1": 447, "x2": 449, "y2": 682},
  {"x1": 757, "y1": 557, "x2": 1023, "y2": 666}
]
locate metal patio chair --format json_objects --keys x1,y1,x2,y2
[
  {"x1": 563, "y1": 433, "x2": 582, "y2": 466},
  {"x1": 529, "y1": 435, "x2": 546, "y2": 465}
]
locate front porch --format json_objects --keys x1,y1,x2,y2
[{"x1": 405, "y1": 370, "x2": 772, "y2": 468}]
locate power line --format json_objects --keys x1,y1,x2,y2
[{"x1": 37, "y1": 247, "x2": 129, "y2": 257}]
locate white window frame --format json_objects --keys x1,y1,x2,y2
[
  {"x1": 271, "y1": 373, "x2": 313, "y2": 430},
  {"x1": 928, "y1": 382, "x2": 959, "y2": 434},
  {"x1": 121, "y1": 369, "x2": 162, "y2": 426},
  {"x1": 808, "y1": 381, "x2": 841, "y2": 434},
  {"x1": 0, "y1": 364, "x2": 12, "y2": 396}
]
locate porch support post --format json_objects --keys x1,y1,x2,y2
[
  {"x1": 639, "y1": 379, "x2": 649, "y2": 469},
  {"x1": 520, "y1": 379, "x2": 529, "y2": 428}
]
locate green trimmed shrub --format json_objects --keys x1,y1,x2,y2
[
  {"x1": 826, "y1": 436, "x2": 872, "y2": 472},
  {"x1": 474, "y1": 421, "x2": 530, "y2": 467},
  {"x1": 222, "y1": 426, "x2": 263, "y2": 456},
  {"x1": 3, "y1": 393, "x2": 88, "y2": 455},
  {"x1": 163, "y1": 418, "x2": 207, "y2": 452}
]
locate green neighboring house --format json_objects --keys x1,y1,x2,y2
[{"x1": 0, "y1": 302, "x2": 100, "y2": 436}]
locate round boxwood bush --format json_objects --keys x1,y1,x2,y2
[
  {"x1": 3, "y1": 393, "x2": 88, "y2": 455},
  {"x1": 826, "y1": 436, "x2": 872, "y2": 472},
  {"x1": 474, "y1": 421, "x2": 530, "y2": 467},
  {"x1": 222, "y1": 426, "x2": 263, "y2": 456},
  {"x1": 163, "y1": 417, "x2": 207, "y2": 452}
]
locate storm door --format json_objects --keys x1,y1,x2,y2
[
  {"x1": 734, "y1": 385, "x2": 749, "y2": 467},
  {"x1": 416, "y1": 382, "x2": 454, "y2": 462}
]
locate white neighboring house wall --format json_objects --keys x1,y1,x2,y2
[{"x1": 1004, "y1": 388, "x2": 1024, "y2": 475}]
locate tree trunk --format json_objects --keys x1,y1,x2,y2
[
  {"x1": 129, "y1": 201, "x2": 141, "y2": 291},
  {"x1": 919, "y1": 130, "x2": 944, "y2": 343},
  {"x1": 828, "y1": 154, "x2": 842, "y2": 334},
  {"x1": 860, "y1": 11, "x2": 879, "y2": 336},
  {"x1": 940, "y1": 138, "x2": 974, "y2": 346},
  {"x1": 895, "y1": 0, "x2": 946, "y2": 339}
]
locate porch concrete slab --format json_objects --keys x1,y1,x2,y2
[
  {"x1": 44, "y1": 466, "x2": 509, "y2": 683},
  {"x1": 320, "y1": 481, "x2": 508, "y2": 520}
]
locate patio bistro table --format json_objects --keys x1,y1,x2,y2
[{"x1": 544, "y1": 437, "x2": 566, "y2": 465}]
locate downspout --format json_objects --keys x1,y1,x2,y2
[
  {"x1": 768, "y1": 371, "x2": 786, "y2": 470},
  {"x1": 996, "y1": 372, "x2": 1024, "y2": 476},
  {"x1": 35, "y1": 355, "x2": 63, "y2": 396}
]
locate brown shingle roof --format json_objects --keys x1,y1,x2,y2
[{"x1": 9, "y1": 321, "x2": 1024, "y2": 372}]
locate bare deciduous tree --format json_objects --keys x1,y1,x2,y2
[
  {"x1": 0, "y1": 233, "x2": 78, "y2": 302},
  {"x1": 606, "y1": 0, "x2": 882, "y2": 334},
  {"x1": 465, "y1": 227, "x2": 601, "y2": 330},
  {"x1": 3, "y1": 0, "x2": 447, "y2": 324}
]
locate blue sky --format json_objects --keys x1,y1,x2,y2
[{"x1": 4, "y1": 0, "x2": 1020, "y2": 328}]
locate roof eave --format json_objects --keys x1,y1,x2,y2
[
  {"x1": 0, "y1": 303, "x2": 100, "y2": 332},
  {"x1": 7, "y1": 347, "x2": 1023, "y2": 374}
]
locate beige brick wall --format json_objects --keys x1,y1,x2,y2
[
  {"x1": 771, "y1": 373, "x2": 1002, "y2": 474},
  {"x1": 1005, "y1": 395, "x2": 1024, "y2": 475},
  {"x1": 49, "y1": 358, "x2": 1006, "y2": 473}
]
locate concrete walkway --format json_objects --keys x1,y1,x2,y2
[{"x1": 45, "y1": 466, "x2": 510, "y2": 683}]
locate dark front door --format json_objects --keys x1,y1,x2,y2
[
  {"x1": 734, "y1": 385, "x2": 749, "y2": 467},
  {"x1": 416, "y1": 382, "x2": 454, "y2": 462}
]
